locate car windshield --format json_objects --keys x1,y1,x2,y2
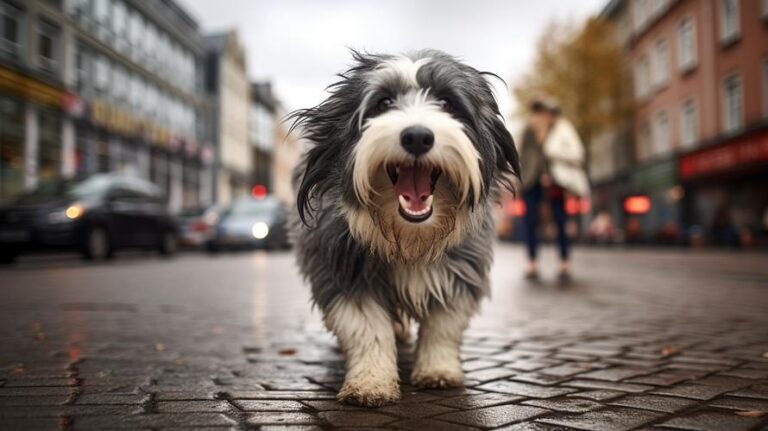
[
  {"x1": 227, "y1": 199, "x2": 279, "y2": 217},
  {"x1": 14, "y1": 176, "x2": 113, "y2": 204}
]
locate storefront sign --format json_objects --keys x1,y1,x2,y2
[
  {"x1": 89, "y1": 98, "x2": 182, "y2": 150},
  {"x1": 680, "y1": 130, "x2": 768, "y2": 179},
  {"x1": 0, "y1": 65, "x2": 65, "y2": 108}
]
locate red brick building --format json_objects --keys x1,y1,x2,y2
[{"x1": 598, "y1": 0, "x2": 768, "y2": 245}]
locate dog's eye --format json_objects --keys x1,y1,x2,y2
[
  {"x1": 437, "y1": 98, "x2": 453, "y2": 113},
  {"x1": 377, "y1": 97, "x2": 394, "y2": 112}
]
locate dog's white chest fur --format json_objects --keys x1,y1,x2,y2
[{"x1": 392, "y1": 262, "x2": 458, "y2": 318}]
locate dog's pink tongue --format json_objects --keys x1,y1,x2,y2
[{"x1": 394, "y1": 165, "x2": 432, "y2": 211}]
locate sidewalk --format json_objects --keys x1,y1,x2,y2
[{"x1": 0, "y1": 246, "x2": 767, "y2": 430}]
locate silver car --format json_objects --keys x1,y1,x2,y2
[{"x1": 205, "y1": 196, "x2": 289, "y2": 251}]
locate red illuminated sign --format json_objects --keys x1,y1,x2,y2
[
  {"x1": 624, "y1": 196, "x2": 651, "y2": 214},
  {"x1": 679, "y1": 131, "x2": 768, "y2": 179}
]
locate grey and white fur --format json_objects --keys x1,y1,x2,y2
[{"x1": 289, "y1": 49, "x2": 520, "y2": 407}]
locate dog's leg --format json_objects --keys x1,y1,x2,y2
[
  {"x1": 326, "y1": 298, "x2": 399, "y2": 407},
  {"x1": 411, "y1": 295, "x2": 476, "y2": 388}
]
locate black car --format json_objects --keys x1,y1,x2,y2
[{"x1": 0, "y1": 174, "x2": 178, "y2": 262}]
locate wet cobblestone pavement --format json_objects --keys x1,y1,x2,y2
[{"x1": 1, "y1": 245, "x2": 767, "y2": 430}]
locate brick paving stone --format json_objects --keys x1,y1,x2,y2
[
  {"x1": 436, "y1": 404, "x2": 550, "y2": 428},
  {"x1": 477, "y1": 381, "x2": 577, "y2": 398},
  {"x1": 463, "y1": 360, "x2": 503, "y2": 372},
  {"x1": 717, "y1": 368, "x2": 768, "y2": 379},
  {"x1": 73, "y1": 413, "x2": 237, "y2": 428},
  {"x1": 496, "y1": 422, "x2": 575, "y2": 431},
  {"x1": 565, "y1": 379, "x2": 654, "y2": 393},
  {"x1": 522, "y1": 397, "x2": 603, "y2": 413},
  {"x1": 0, "y1": 405, "x2": 141, "y2": 418},
  {"x1": 318, "y1": 410, "x2": 396, "y2": 427},
  {"x1": 651, "y1": 383, "x2": 735, "y2": 401},
  {"x1": 0, "y1": 418, "x2": 65, "y2": 431},
  {"x1": 504, "y1": 359, "x2": 562, "y2": 371},
  {"x1": 225, "y1": 390, "x2": 336, "y2": 400},
  {"x1": 578, "y1": 366, "x2": 653, "y2": 382},
  {"x1": 75, "y1": 393, "x2": 145, "y2": 405},
  {"x1": 627, "y1": 371, "x2": 701, "y2": 386},
  {"x1": 707, "y1": 396, "x2": 768, "y2": 411},
  {"x1": 658, "y1": 408, "x2": 764, "y2": 431},
  {"x1": 245, "y1": 412, "x2": 324, "y2": 426},
  {"x1": 154, "y1": 400, "x2": 232, "y2": 413},
  {"x1": 0, "y1": 395, "x2": 67, "y2": 406},
  {"x1": 3, "y1": 377, "x2": 77, "y2": 387},
  {"x1": 536, "y1": 406, "x2": 664, "y2": 431},
  {"x1": 537, "y1": 363, "x2": 596, "y2": 377},
  {"x1": 608, "y1": 394, "x2": 699, "y2": 413},
  {"x1": 565, "y1": 390, "x2": 627, "y2": 401},
  {"x1": 152, "y1": 390, "x2": 217, "y2": 400},
  {"x1": 465, "y1": 367, "x2": 517, "y2": 383},
  {"x1": 391, "y1": 417, "x2": 480, "y2": 431},
  {"x1": 232, "y1": 399, "x2": 307, "y2": 411},
  {"x1": 0, "y1": 386, "x2": 74, "y2": 396},
  {"x1": 435, "y1": 392, "x2": 525, "y2": 409},
  {"x1": 511, "y1": 372, "x2": 573, "y2": 385},
  {"x1": 727, "y1": 384, "x2": 768, "y2": 400},
  {"x1": 378, "y1": 402, "x2": 457, "y2": 419}
]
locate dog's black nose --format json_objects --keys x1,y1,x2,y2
[{"x1": 400, "y1": 126, "x2": 434, "y2": 157}]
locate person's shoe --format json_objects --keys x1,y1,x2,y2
[
  {"x1": 525, "y1": 269, "x2": 540, "y2": 282},
  {"x1": 557, "y1": 269, "x2": 572, "y2": 285}
]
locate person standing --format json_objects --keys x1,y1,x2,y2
[{"x1": 518, "y1": 99, "x2": 589, "y2": 282}]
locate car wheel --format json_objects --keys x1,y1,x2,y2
[
  {"x1": 159, "y1": 230, "x2": 177, "y2": 256},
  {"x1": 205, "y1": 241, "x2": 219, "y2": 254},
  {"x1": 82, "y1": 226, "x2": 111, "y2": 261}
]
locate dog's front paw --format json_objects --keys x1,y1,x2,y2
[
  {"x1": 337, "y1": 377, "x2": 400, "y2": 407},
  {"x1": 411, "y1": 367, "x2": 464, "y2": 389}
]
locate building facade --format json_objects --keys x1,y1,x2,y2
[
  {"x1": 0, "y1": 0, "x2": 212, "y2": 211},
  {"x1": 205, "y1": 30, "x2": 251, "y2": 205},
  {"x1": 249, "y1": 81, "x2": 277, "y2": 193},
  {"x1": 600, "y1": 0, "x2": 768, "y2": 245}
]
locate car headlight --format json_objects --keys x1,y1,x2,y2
[
  {"x1": 251, "y1": 222, "x2": 269, "y2": 239},
  {"x1": 48, "y1": 203, "x2": 84, "y2": 223}
]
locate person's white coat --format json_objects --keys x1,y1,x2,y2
[{"x1": 542, "y1": 118, "x2": 590, "y2": 197}]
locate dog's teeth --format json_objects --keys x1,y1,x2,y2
[
  {"x1": 398, "y1": 195, "x2": 408, "y2": 209},
  {"x1": 425, "y1": 195, "x2": 433, "y2": 207}
]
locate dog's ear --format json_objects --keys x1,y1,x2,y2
[
  {"x1": 489, "y1": 116, "x2": 520, "y2": 193},
  {"x1": 294, "y1": 140, "x2": 340, "y2": 225}
]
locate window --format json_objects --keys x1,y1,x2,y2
[
  {"x1": 763, "y1": 0, "x2": 768, "y2": 20},
  {"x1": 94, "y1": 55, "x2": 109, "y2": 93},
  {"x1": 37, "y1": 19, "x2": 60, "y2": 74},
  {"x1": 723, "y1": 73, "x2": 743, "y2": 133},
  {"x1": 75, "y1": 43, "x2": 92, "y2": 94},
  {"x1": 677, "y1": 17, "x2": 697, "y2": 72},
  {"x1": 652, "y1": 111, "x2": 670, "y2": 155},
  {"x1": 762, "y1": 58, "x2": 768, "y2": 118},
  {"x1": 635, "y1": 55, "x2": 651, "y2": 98},
  {"x1": 720, "y1": 0, "x2": 740, "y2": 44},
  {"x1": 652, "y1": 39, "x2": 669, "y2": 88},
  {"x1": 0, "y1": 1, "x2": 23, "y2": 59},
  {"x1": 680, "y1": 100, "x2": 698, "y2": 148},
  {"x1": 638, "y1": 123, "x2": 652, "y2": 159}
]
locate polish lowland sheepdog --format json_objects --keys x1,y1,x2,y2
[{"x1": 290, "y1": 49, "x2": 520, "y2": 407}]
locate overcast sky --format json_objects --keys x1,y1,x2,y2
[{"x1": 179, "y1": 0, "x2": 606, "y2": 117}]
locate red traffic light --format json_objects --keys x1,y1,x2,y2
[{"x1": 251, "y1": 184, "x2": 267, "y2": 199}]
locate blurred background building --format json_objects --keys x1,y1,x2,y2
[
  {"x1": 204, "y1": 29, "x2": 251, "y2": 206},
  {"x1": 594, "y1": 0, "x2": 768, "y2": 246},
  {"x1": 0, "y1": 0, "x2": 214, "y2": 211}
]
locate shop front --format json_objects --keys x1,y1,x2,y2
[
  {"x1": 679, "y1": 126, "x2": 768, "y2": 247},
  {"x1": 0, "y1": 65, "x2": 67, "y2": 204},
  {"x1": 625, "y1": 158, "x2": 683, "y2": 244}
]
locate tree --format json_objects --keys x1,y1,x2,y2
[{"x1": 513, "y1": 17, "x2": 633, "y2": 171}]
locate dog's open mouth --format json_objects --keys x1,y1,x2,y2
[{"x1": 386, "y1": 163, "x2": 442, "y2": 223}]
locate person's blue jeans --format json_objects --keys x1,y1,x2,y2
[{"x1": 523, "y1": 183, "x2": 570, "y2": 261}]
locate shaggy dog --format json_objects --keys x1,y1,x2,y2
[{"x1": 290, "y1": 49, "x2": 519, "y2": 406}]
